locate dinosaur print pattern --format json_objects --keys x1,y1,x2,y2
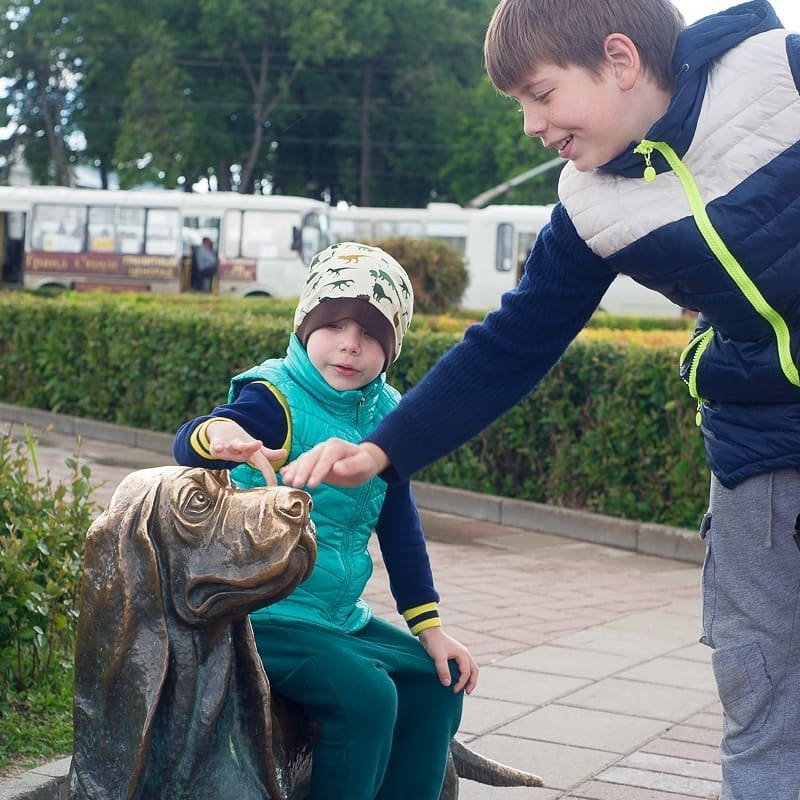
[{"x1": 293, "y1": 241, "x2": 414, "y2": 365}]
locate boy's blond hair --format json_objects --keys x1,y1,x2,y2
[{"x1": 484, "y1": 0, "x2": 685, "y2": 93}]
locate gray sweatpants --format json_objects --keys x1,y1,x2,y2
[{"x1": 702, "y1": 469, "x2": 800, "y2": 800}]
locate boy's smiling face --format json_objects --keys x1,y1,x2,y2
[
  {"x1": 306, "y1": 318, "x2": 386, "y2": 392},
  {"x1": 511, "y1": 62, "x2": 636, "y2": 171},
  {"x1": 509, "y1": 35, "x2": 672, "y2": 172}
]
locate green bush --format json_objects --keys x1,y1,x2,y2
[
  {"x1": 369, "y1": 236, "x2": 469, "y2": 314},
  {"x1": 0, "y1": 426, "x2": 97, "y2": 693},
  {"x1": 0, "y1": 290, "x2": 709, "y2": 528},
  {"x1": 586, "y1": 310, "x2": 695, "y2": 331}
]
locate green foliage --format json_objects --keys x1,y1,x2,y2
[
  {"x1": 586, "y1": 310, "x2": 695, "y2": 331},
  {"x1": 0, "y1": 0, "x2": 514, "y2": 204},
  {"x1": 0, "y1": 427, "x2": 98, "y2": 694},
  {"x1": 0, "y1": 0, "x2": 79, "y2": 185},
  {"x1": 0, "y1": 681, "x2": 73, "y2": 771},
  {"x1": 114, "y1": 21, "x2": 198, "y2": 188},
  {"x1": 0, "y1": 290, "x2": 709, "y2": 527},
  {"x1": 436, "y1": 76, "x2": 561, "y2": 206},
  {"x1": 369, "y1": 236, "x2": 469, "y2": 314}
]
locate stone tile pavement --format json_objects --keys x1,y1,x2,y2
[{"x1": 0, "y1": 406, "x2": 722, "y2": 799}]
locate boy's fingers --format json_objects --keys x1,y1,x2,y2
[
  {"x1": 435, "y1": 657, "x2": 452, "y2": 688},
  {"x1": 452, "y1": 655, "x2": 469, "y2": 693},
  {"x1": 281, "y1": 450, "x2": 317, "y2": 488},
  {"x1": 333, "y1": 452, "x2": 369, "y2": 479},
  {"x1": 465, "y1": 659, "x2": 479, "y2": 694},
  {"x1": 282, "y1": 441, "x2": 346, "y2": 488},
  {"x1": 249, "y1": 450, "x2": 278, "y2": 487}
]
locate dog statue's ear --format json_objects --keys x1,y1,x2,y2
[
  {"x1": 231, "y1": 619, "x2": 287, "y2": 799},
  {"x1": 69, "y1": 475, "x2": 169, "y2": 800}
]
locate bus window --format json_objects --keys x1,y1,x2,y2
[
  {"x1": 299, "y1": 211, "x2": 327, "y2": 265},
  {"x1": 374, "y1": 220, "x2": 424, "y2": 238},
  {"x1": 241, "y1": 210, "x2": 285, "y2": 259},
  {"x1": 330, "y1": 218, "x2": 373, "y2": 243},
  {"x1": 222, "y1": 210, "x2": 242, "y2": 258},
  {"x1": 145, "y1": 208, "x2": 181, "y2": 256},
  {"x1": 427, "y1": 221, "x2": 468, "y2": 256},
  {"x1": 183, "y1": 215, "x2": 220, "y2": 247},
  {"x1": 117, "y1": 207, "x2": 145, "y2": 254},
  {"x1": 88, "y1": 206, "x2": 116, "y2": 252},
  {"x1": 31, "y1": 204, "x2": 86, "y2": 253},
  {"x1": 516, "y1": 231, "x2": 537, "y2": 281},
  {"x1": 495, "y1": 223, "x2": 515, "y2": 272}
]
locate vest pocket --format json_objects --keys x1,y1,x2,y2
[{"x1": 712, "y1": 642, "x2": 773, "y2": 755}]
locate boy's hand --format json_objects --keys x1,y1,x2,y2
[
  {"x1": 281, "y1": 439, "x2": 388, "y2": 489},
  {"x1": 206, "y1": 419, "x2": 286, "y2": 487},
  {"x1": 418, "y1": 627, "x2": 479, "y2": 694}
]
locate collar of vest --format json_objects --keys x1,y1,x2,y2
[
  {"x1": 599, "y1": 0, "x2": 782, "y2": 179},
  {"x1": 284, "y1": 333, "x2": 386, "y2": 419}
]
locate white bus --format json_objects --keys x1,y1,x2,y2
[
  {"x1": 330, "y1": 202, "x2": 551, "y2": 310},
  {"x1": 330, "y1": 201, "x2": 681, "y2": 317},
  {"x1": 0, "y1": 186, "x2": 330, "y2": 297}
]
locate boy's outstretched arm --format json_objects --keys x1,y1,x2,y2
[{"x1": 280, "y1": 438, "x2": 388, "y2": 488}]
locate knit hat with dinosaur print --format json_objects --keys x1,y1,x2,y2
[{"x1": 294, "y1": 241, "x2": 414, "y2": 370}]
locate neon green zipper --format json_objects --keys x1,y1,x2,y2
[
  {"x1": 634, "y1": 140, "x2": 800, "y2": 395},
  {"x1": 679, "y1": 327, "x2": 714, "y2": 424}
]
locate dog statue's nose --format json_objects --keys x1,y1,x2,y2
[{"x1": 275, "y1": 489, "x2": 312, "y2": 523}]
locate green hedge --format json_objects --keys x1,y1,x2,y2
[{"x1": 0, "y1": 291, "x2": 708, "y2": 528}]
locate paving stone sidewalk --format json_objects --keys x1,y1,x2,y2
[{"x1": 0, "y1": 408, "x2": 721, "y2": 800}]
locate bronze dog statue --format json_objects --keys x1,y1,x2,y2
[{"x1": 69, "y1": 466, "x2": 542, "y2": 799}]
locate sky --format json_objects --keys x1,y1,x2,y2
[{"x1": 673, "y1": 0, "x2": 800, "y2": 30}]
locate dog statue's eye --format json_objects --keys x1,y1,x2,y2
[{"x1": 185, "y1": 489, "x2": 212, "y2": 513}]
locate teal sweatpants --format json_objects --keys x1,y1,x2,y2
[{"x1": 251, "y1": 615, "x2": 463, "y2": 800}]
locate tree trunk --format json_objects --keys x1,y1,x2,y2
[
  {"x1": 237, "y1": 44, "x2": 302, "y2": 194},
  {"x1": 37, "y1": 76, "x2": 72, "y2": 186},
  {"x1": 359, "y1": 61, "x2": 373, "y2": 206},
  {"x1": 217, "y1": 160, "x2": 232, "y2": 192}
]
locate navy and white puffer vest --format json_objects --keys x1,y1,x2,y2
[{"x1": 560, "y1": 26, "x2": 800, "y2": 486}]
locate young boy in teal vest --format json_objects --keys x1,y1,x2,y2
[
  {"x1": 279, "y1": 3, "x2": 800, "y2": 799},
  {"x1": 173, "y1": 241, "x2": 478, "y2": 800}
]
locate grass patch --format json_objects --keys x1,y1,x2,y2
[{"x1": 0, "y1": 677, "x2": 72, "y2": 775}]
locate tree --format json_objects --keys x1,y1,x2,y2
[
  {"x1": 273, "y1": 0, "x2": 495, "y2": 206},
  {"x1": 113, "y1": 21, "x2": 197, "y2": 188},
  {"x1": 0, "y1": 0, "x2": 81, "y2": 185},
  {"x1": 436, "y1": 76, "x2": 561, "y2": 207}
]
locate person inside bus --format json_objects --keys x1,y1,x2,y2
[
  {"x1": 172, "y1": 241, "x2": 478, "y2": 800},
  {"x1": 192, "y1": 236, "x2": 218, "y2": 292}
]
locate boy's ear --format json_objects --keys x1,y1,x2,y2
[{"x1": 603, "y1": 33, "x2": 640, "y2": 90}]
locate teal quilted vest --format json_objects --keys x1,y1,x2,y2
[{"x1": 230, "y1": 334, "x2": 400, "y2": 633}]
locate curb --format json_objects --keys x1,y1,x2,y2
[
  {"x1": 0, "y1": 758, "x2": 69, "y2": 800},
  {"x1": 0, "y1": 402, "x2": 703, "y2": 565}
]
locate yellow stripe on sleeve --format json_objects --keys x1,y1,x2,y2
[{"x1": 402, "y1": 602, "x2": 441, "y2": 635}]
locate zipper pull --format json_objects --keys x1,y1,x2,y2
[
  {"x1": 633, "y1": 141, "x2": 657, "y2": 182},
  {"x1": 695, "y1": 400, "x2": 702, "y2": 427}
]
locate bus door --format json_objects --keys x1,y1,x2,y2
[
  {"x1": 0, "y1": 210, "x2": 25, "y2": 286},
  {"x1": 182, "y1": 214, "x2": 221, "y2": 292}
]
